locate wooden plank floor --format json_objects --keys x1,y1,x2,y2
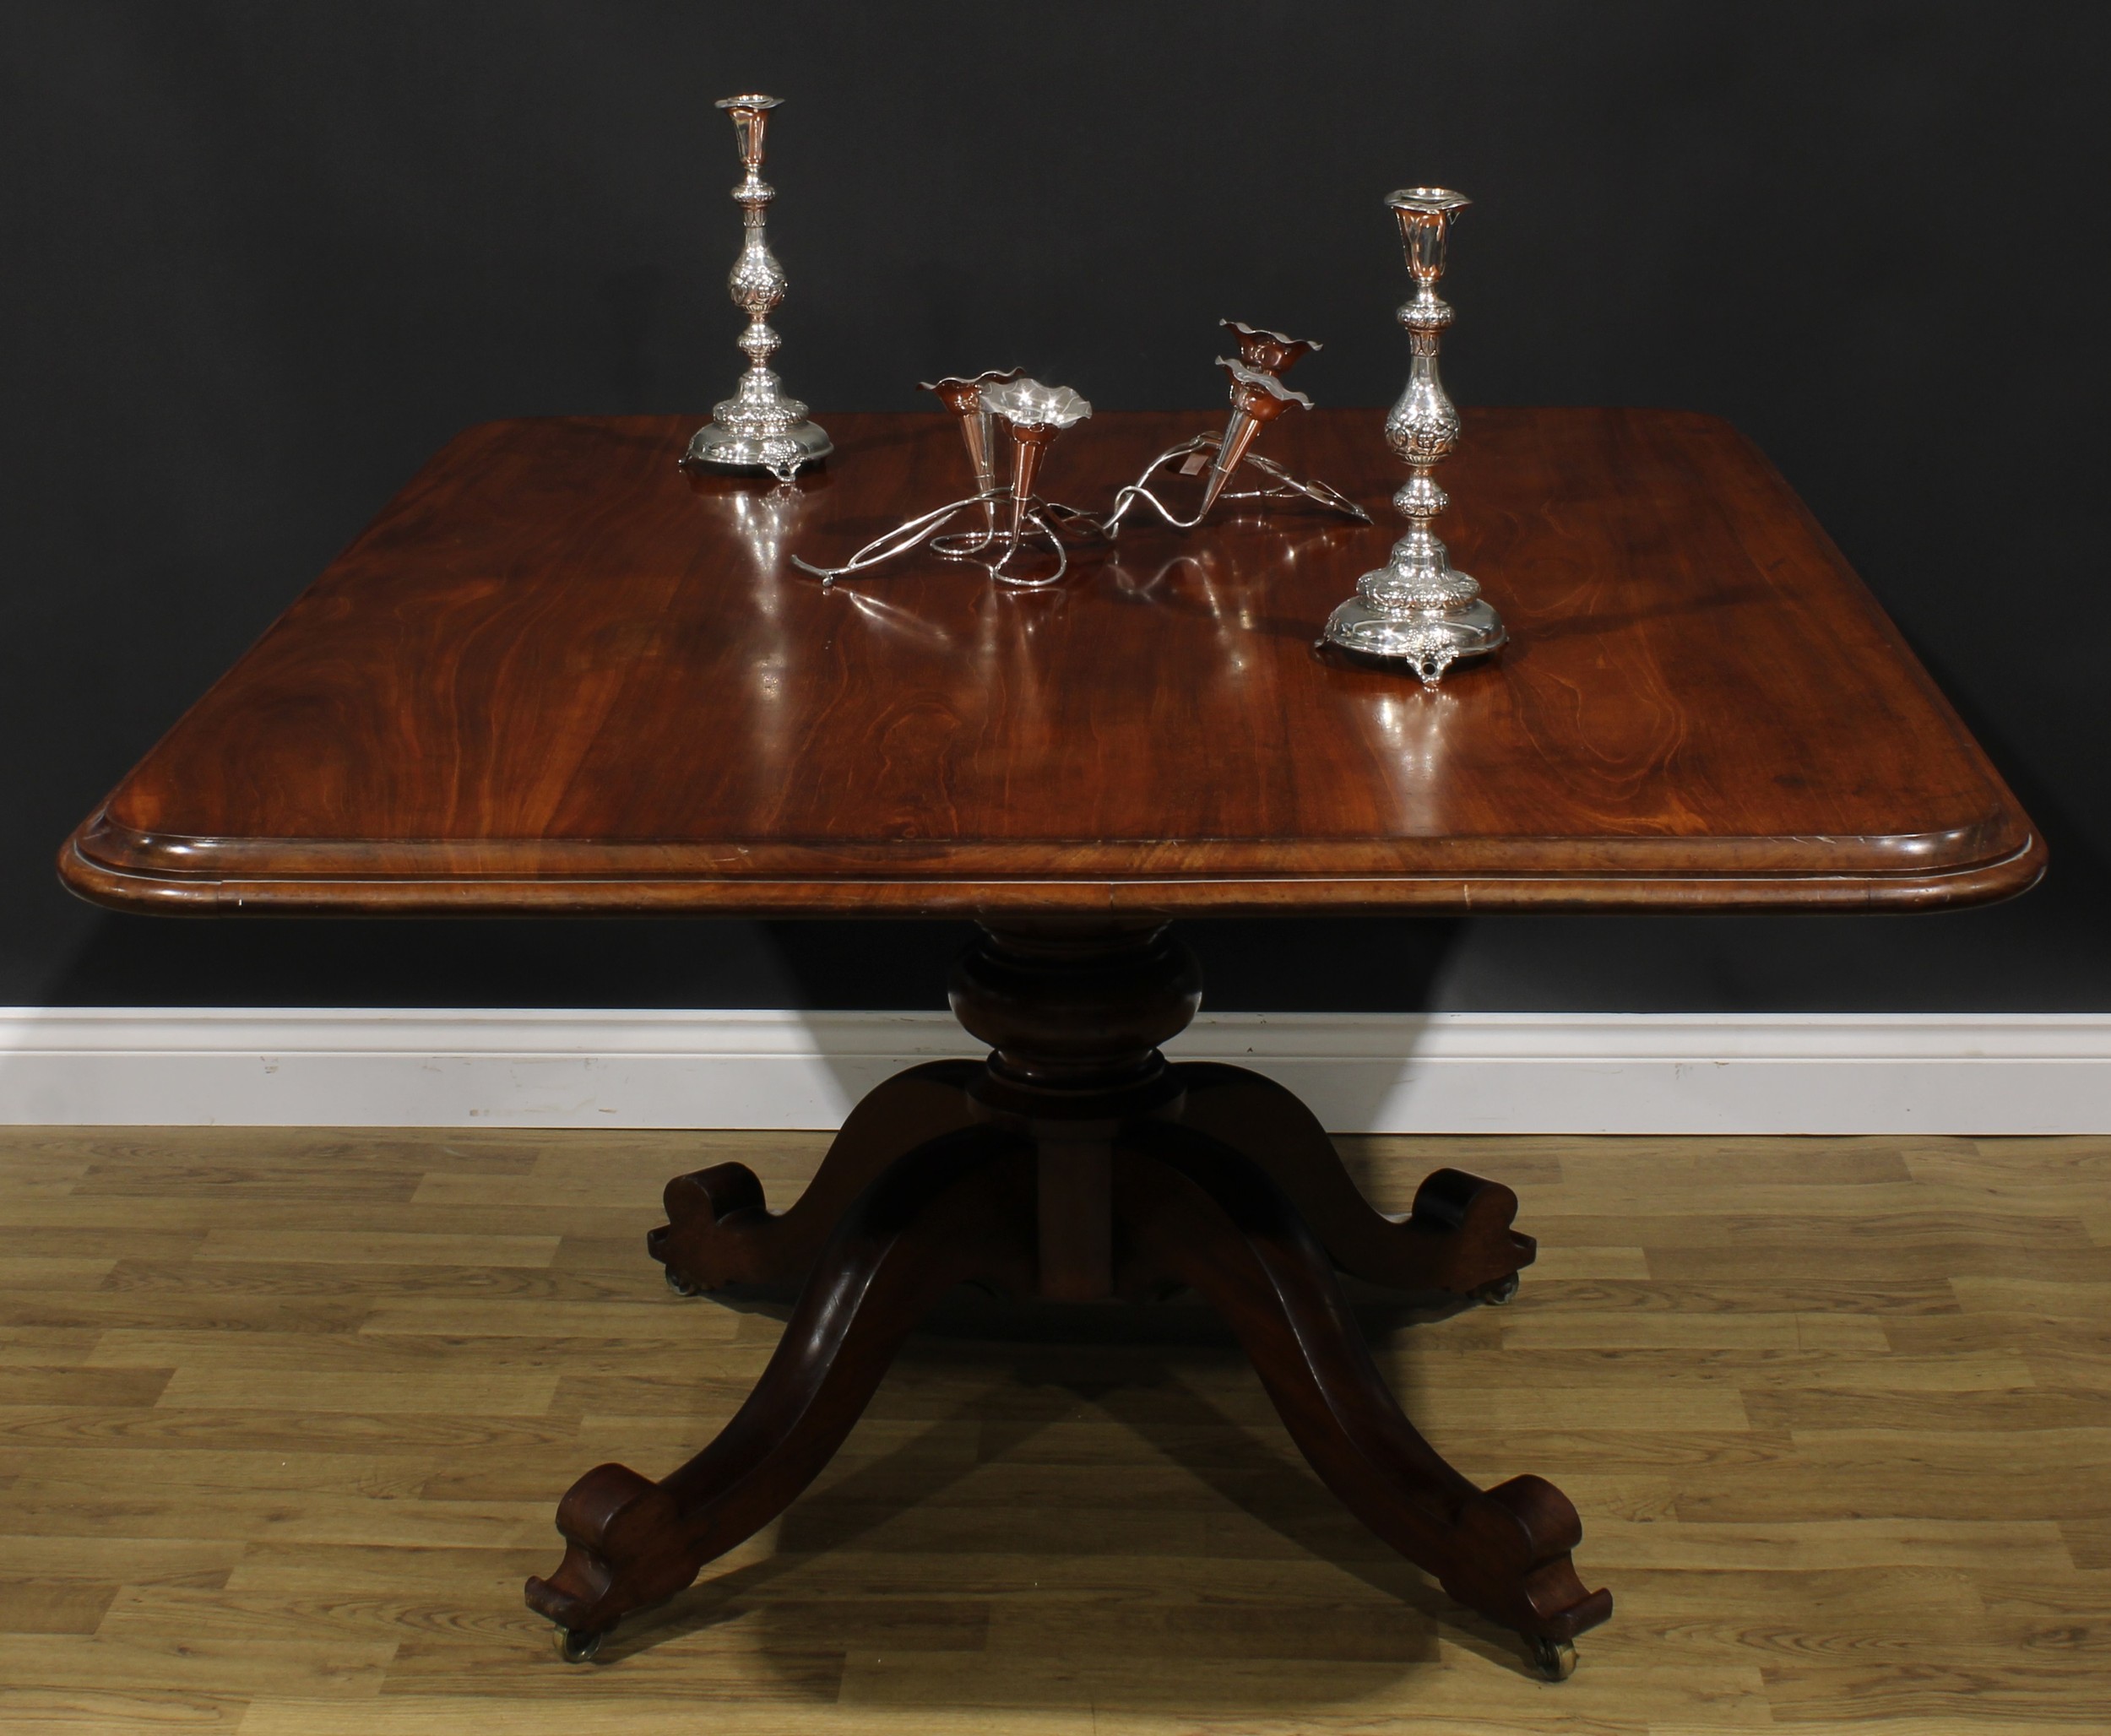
[{"x1": 1, "y1": 1127, "x2": 2106, "y2": 1733}]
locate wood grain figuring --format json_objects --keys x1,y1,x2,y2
[
  {"x1": 3, "y1": 1126, "x2": 2107, "y2": 1731},
  {"x1": 61, "y1": 409, "x2": 2041, "y2": 915}
]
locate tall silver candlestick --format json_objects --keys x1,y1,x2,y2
[
  {"x1": 1322, "y1": 187, "x2": 1504, "y2": 686},
  {"x1": 684, "y1": 94, "x2": 833, "y2": 477}
]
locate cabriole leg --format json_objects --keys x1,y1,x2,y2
[
  {"x1": 649, "y1": 1058, "x2": 987, "y2": 1294},
  {"x1": 1115, "y1": 1122, "x2": 1611, "y2": 1663},
  {"x1": 1175, "y1": 1061, "x2": 1537, "y2": 1299},
  {"x1": 526, "y1": 1126, "x2": 1034, "y2": 1650}
]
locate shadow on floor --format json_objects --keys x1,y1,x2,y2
[{"x1": 594, "y1": 1293, "x2": 1535, "y2": 1706}]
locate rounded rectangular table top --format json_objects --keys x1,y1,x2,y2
[{"x1": 62, "y1": 408, "x2": 2042, "y2": 917}]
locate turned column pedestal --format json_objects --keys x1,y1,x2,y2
[{"x1": 525, "y1": 920, "x2": 1610, "y2": 1679}]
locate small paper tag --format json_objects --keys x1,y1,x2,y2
[{"x1": 1179, "y1": 451, "x2": 1213, "y2": 476}]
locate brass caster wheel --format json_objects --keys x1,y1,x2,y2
[
  {"x1": 1471, "y1": 1272, "x2": 1521, "y2": 1306},
  {"x1": 555, "y1": 1625, "x2": 604, "y2": 1664},
  {"x1": 1528, "y1": 1636, "x2": 1577, "y2": 1681},
  {"x1": 663, "y1": 1266, "x2": 702, "y2": 1298}
]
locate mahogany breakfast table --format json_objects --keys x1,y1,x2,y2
[{"x1": 59, "y1": 406, "x2": 2043, "y2": 1680}]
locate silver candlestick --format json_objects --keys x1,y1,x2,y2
[
  {"x1": 684, "y1": 94, "x2": 833, "y2": 479},
  {"x1": 1322, "y1": 188, "x2": 1505, "y2": 686}
]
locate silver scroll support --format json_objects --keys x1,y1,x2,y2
[
  {"x1": 790, "y1": 376, "x2": 1094, "y2": 588},
  {"x1": 1102, "y1": 321, "x2": 1369, "y2": 534},
  {"x1": 684, "y1": 94, "x2": 833, "y2": 480},
  {"x1": 1321, "y1": 189, "x2": 1505, "y2": 686}
]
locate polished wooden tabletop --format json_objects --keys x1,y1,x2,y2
[{"x1": 61, "y1": 408, "x2": 2041, "y2": 917}]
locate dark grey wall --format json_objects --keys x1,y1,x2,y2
[{"x1": 4, "y1": 2, "x2": 2105, "y2": 1013}]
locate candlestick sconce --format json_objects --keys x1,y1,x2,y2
[
  {"x1": 1102, "y1": 322, "x2": 1370, "y2": 534},
  {"x1": 684, "y1": 94, "x2": 833, "y2": 480},
  {"x1": 1321, "y1": 190, "x2": 1506, "y2": 687},
  {"x1": 790, "y1": 375, "x2": 1097, "y2": 588}
]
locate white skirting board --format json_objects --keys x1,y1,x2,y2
[{"x1": 0, "y1": 1007, "x2": 2103, "y2": 1133}]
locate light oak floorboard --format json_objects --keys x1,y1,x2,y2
[{"x1": 0, "y1": 1126, "x2": 2101, "y2": 1732}]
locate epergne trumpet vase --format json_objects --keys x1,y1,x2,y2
[
  {"x1": 1322, "y1": 189, "x2": 1506, "y2": 686},
  {"x1": 685, "y1": 94, "x2": 833, "y2": 480},
  {"x1": 922, "y1": 370, "x2": 1023, "y2": 553},
  {"x1": 1103, "y1": 321, "x2": 1370, "y2": 534},
  {"x1": 790, "y1": 376, "x2": 1093, "y2": 587}
]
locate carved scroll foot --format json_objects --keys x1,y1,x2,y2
[
  {"x1": 649, "y1": 1058, "x2": 986, "y2": 1293},
  {"x1": 529, "y1": 1125, "x2": 1034, "y2": 1644},
  {"x1": 1115, "y1": 1125, "x2": 1610, "y2": 1647},
  {"x1": 1173, "y1": 1062, "x2": 1535, "y2": 1297}
]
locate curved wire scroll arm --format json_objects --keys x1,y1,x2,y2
[
  {"x1": 1103, "y1": 431, "x2": 1371, "y2": 535},
  {"x1": 789, "y1": 493, "x2": 1097, "y2": 589}
]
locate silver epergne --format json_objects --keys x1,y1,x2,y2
[
  {"x1": 1103, "y1": 321, "x2": 1370, "y2": 533},
  {"x1": 1322, "y1": 188, "x2": 1506, "y2": 686},
  {"x1": 790, "y1": 375, "x2": 1094, "y2": 587},
  {"x1": 923, "y1": 368, "x2": 1023, "y2": 552},
  {"x1": 684, "y1": 94, "x2": 833, "y2": 480}
]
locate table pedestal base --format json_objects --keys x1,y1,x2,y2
[{"x1": 525, "y1": 921, "x2": 1611, "y2": 1678}]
